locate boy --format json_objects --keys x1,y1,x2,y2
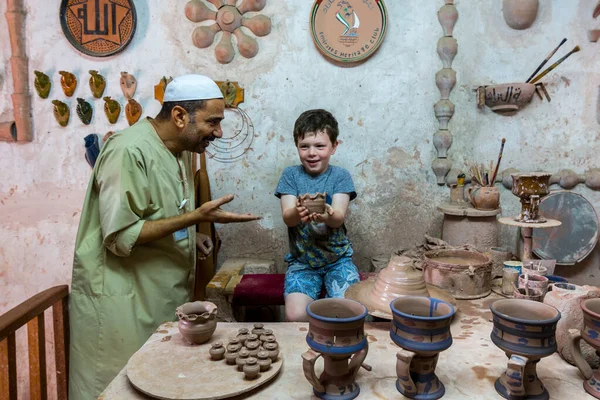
[{"x1": 275, "y1": 109, "x2": 359, "y2": 321}]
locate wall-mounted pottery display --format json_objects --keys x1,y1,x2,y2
[
  {"x1": 310, "y1": 0, "x2": 388, "y2": 65},
  {"x1": 185, "y1": 0, "x2": 271, "y2": 64},
  {"x1": 103, "y1": 96, "x2": 121, "y2": 124},
  {"x1": 125, "y1": 98, "x2": 142, "y2": 126},
  {"x1": 33, "y1": 71, "x2": 51, "y2": 99},
  {"x1": 84, "y1": 133, "x2": 101, "y2": 168},
  {"x1": 154, "y1": 76, "x2": 173, "y2": 105},
  {"x1": 502, "y1": 0, "x2": 539, "y2": 30},
  {"x1": 478, "y1": 82, "x2": 535, "y2": 114},
  {"x1": 58, "y1": 71, "x2": 77, "y2": 97},
  {"x1": 52, "y1": 100, "x2": 70, "y2": 127},
  {"x1": 76, "y1": 98, "x2": 93, "y2": 125},
  {"x1": 60, "y1": 0, "x2": 137, "y2": 57},
  {"x1": 89, "y1": 70, "x2": 106, "y2": 98},
  {"x1": 120, "y1": 71, "x2": 137, "y2": 99}
]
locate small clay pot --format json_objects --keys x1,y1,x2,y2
[
  {"x1": 246, "y1": 334, "x2": 260, "y2": 348},
  {"x1": 264, "y1": 342, "x2": 279, "y2": 362},
  {"x1": 260, "y1": 333, "x2": 276, "y2": 343},
  {"x1": 243, "y1": 357, "x2": 260, "y2": 379},
  {"x1": 237, "y1": 328, "x2": 250, "y2": 345},
  {"x1": 251, "y1": 323, "x2": 266, "y2": 336},
  {"x1": 466, "y1": 185, "x2": 500, "y2": 210},
  {"x1": 246, "y1": 340, "x2": 260, "y2": 357},
  {"x1": 227, "y1": 337, "x2": 242, "y2": 352},
  {"x1": 263, "y1": 336, "x2": 278, "y2": 348},
  {"x1": 236, "y1": 349, "x2": 250, "y2": 371},
  {"x1": 176, "y1": 301, "x2": 218, "y2": 345},
  {"x1": 209, "y1": 342, "x2": 225, "y2": 361},
  {"x1": 224, "y1": 350, "x2": 239, "y2": 365},
  {"x1": 257, "y1": 350, "x2": 272, "y2": 372},
  {"x1": 298, "y1": 193, "x2": 326, "y2": 214}
]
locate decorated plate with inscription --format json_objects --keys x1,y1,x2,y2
[
  {"x1": 310, "y1": 0, "x2": 387, "y2": 64},
  {"x1": 60, "y1": 0, "x2": 137, "y2": 57}
]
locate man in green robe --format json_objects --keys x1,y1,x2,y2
[{"x1": 68, "y1": 75, "x2": 261, "y2": 399}]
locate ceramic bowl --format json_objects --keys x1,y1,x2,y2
[{"x1": 485, "y1": 83, "x2": 535, "y2": 114}]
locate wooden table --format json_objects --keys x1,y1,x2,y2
[{"x1": 100, "y1": 295, "x2": 595, "y2": 399}]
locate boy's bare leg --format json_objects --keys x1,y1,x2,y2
[{"x1": 285, "y1": 293, "x2": 313, "y2": 322}]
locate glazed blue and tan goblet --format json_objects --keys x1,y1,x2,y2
[
  {"x1": 490, "y1": 298, "x2": 561, "y2": 400},
  {"x1": 390, "y1": 296, "x2": 455, "y2": 400}
]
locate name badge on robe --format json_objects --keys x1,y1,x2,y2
[{"x1": 174, "y1": 228, "x2": 189, "y2": 241}]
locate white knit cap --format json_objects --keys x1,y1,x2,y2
[{"x1": 163, "y1": 74, "x2": 223, "y2": 102}]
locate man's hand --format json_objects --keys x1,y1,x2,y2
[
  {"x1": 194, "y1": 194, "x2": 262, "y2": 224},
  {"x1": 196, "y1": 233, "x2": 213, "y2": 260}
]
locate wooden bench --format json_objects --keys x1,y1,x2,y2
[{"x1": 0, "y1": 285, "x2": 69, "y2": 400}]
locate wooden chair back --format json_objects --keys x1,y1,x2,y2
[{"x1": 0, "y1": 285, "x2": 69, "y2": 400}]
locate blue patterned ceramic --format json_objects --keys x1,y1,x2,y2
[
  {"x1": 302, "y1": 298, "x2": 368, "y2": 400},
  {"x1": 390, "y1": 296, "x2": 455, "y2": 400},
  {"x1": 569, "y1": 298, "x2": 600, "y2": 399},
  {"x1": 490, "y1": 299, "x2": 560, "y2": 400}
]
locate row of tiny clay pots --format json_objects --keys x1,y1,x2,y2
[
  {"x1": 51, "y1": 97, "x2": 143, "y2": 127},
  {"x1": 34, "y1": 70, "x2": 137, "y2": 100}
]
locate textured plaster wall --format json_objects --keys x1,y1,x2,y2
[{"x1": 1, "y1": 0, "x2": 600, "y2": 396}]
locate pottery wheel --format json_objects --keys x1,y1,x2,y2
[
  {"x1": 126, "y1": 327, "x2": 283, "y2": 400},
  {"x1": 344, "y1": 277, "x2": 458, "y2": 320}
]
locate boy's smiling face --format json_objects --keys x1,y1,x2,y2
[{"x1": 296, "y1": 130, "x2": 338, "y2": 176}]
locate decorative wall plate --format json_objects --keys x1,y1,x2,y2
[
  {"x1": 310, "y1": 0, "x2": 387, "y2": 64},
  {"x1": 60, "y1": 0, "x2": 137, "y2": 57}
]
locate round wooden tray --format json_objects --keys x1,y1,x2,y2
[{"x1": 127, "y1": 327, "x2": 283, "y2": 400}]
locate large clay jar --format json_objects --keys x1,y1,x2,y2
[
  {"x1": 175, "y1": 301, "x2": 217, "y2": 345},
  {"x1": 545, "y1": 284, "x2": 600, "y2": 368},
  {"x1": 503, "y1": 0, "x2": 539, "y2": 30},
  {"x1": 490, "y1": 299, "x2": 560, "y2": 400},
  {"x1": 569, "y1": 298, "x2": 600, "y2": 399},
  {"x1": 302, "y1": 298, "x2": 368, "y2": 400},
  {"x1": 466, "y1": 185, "x2": 500, "y2": 210},
  {"x1": 390, "y1": 296, "x2": 455, "y2": 400}
]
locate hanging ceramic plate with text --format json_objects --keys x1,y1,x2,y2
[
  {"x1": 60, "y1": 0, "x2": 137, "y2": 57},
  {"x1": 310, "y1": 0, "x2": 387, "y2": 64}
]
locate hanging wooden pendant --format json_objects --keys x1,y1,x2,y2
[
  {"x1": 33, "y1": 70, "x2": 51, "y2": 99},
  {"x1": 59, "y1": 71, "x2": 77, "y2": 96},
  {"x1": 89, "y1": 70, "x2": 106, "y2": 98},
  {"x1": 120, "y1": 71, "x2": 137, "y2": 100},
  {"x1": 125, "y1": 98, "x2": 142, "y2": 126},
  {"x1": 103, "y1": 96, "x2": 121, "y2": 124},
  {"x1": 76, "y1": 98, "x2": 93, "y2": 125},
  {"x1": 52, "y1": 100, "x2": 70, "y2": 127}
]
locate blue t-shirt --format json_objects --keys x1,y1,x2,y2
[{"x1": 275, "y1": 165, "x2": 357, "y2": 268}]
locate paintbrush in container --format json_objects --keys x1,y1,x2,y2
[
  {"x1": 530, "y1": 46, "x2": 581, "y2": 84},
  {"x1": 490, "y1": 138, "x2": 506, "y2": 186},
  {"x1": 594, "y1": 1, "x2": 600, "y2": 18},
  {"x1": 525, "y1": 38, "x2": 567, "y2": 83}
]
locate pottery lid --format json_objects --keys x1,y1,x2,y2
[{"x1": 532, "y1": 191, "x2": 599, "y2": 265}]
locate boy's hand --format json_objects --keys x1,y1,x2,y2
[
  {"x1": 296, "y1": 198, "x2": 312, "y2": 224},
  {"x1": 311, "y1": 204, "x2": 334, "y2": 223}
]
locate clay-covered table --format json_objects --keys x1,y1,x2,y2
[{"x1": 100, "y1": 294, "x2": 594, "y2": 399}]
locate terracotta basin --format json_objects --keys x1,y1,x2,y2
[
  {"x1": 485, "y1": 83, "x2": 535, "y2": 114},
  {"x1": 422, "y1": 249, "x2": 492, "y2": 299}
]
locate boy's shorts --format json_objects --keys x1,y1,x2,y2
[{"x1": 284, "y1": 255, "x2": 360, "y2": 300}]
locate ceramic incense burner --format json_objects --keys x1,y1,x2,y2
[
  {"x1": 490, "y1": 299, "x2": 561, "y2": 400},
  {"x1": 302, "y1": 298, "x2": 369, "y2": 400},
  {"x1": 390, "y1": 296, "x2": 455, "y2": 400}
]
